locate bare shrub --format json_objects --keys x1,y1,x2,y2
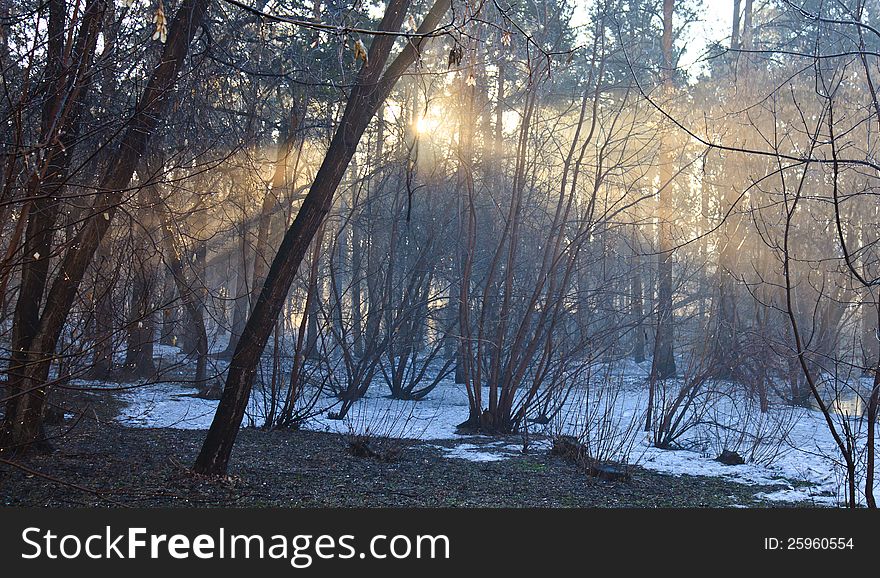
[
  {"x1": 551, "y1": 361, "x2": 643, "y2": 468},
  {"x1": 693, "y1": 387, "x2": 798, "y2": 467}
]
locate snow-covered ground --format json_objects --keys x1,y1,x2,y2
[{"x1": 107, "y1": 351, "x2": 876, "y2": 507}]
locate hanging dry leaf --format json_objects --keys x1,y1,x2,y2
[
  {"x1": 447, "y1": 46, "x2": 463, "y2": 69},
  {"x1": 407, "y1": 14, "x2": 417, "y2": 31},
  {"x1": 501, "y1": 31, "x2": 512, "y2": 46},
  {"x1": 152, "y1": 0, "x2": 167, "y2": 44},
  {"x1": 353, "y1": 39, "x2": 368, "y2": 64}
]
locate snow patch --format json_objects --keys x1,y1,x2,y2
[{"x1": 109, "y1": 365, "x2": 872, "y2": 506}]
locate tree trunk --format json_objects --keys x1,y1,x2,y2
[
  {"x1": 3, "y1": 0, "x2": 105, "y2": 451},
  {"x1": 653, "y1": 0, "x2": 677, "y2": 380},
  {"x1": 150, "y1": 185, "x2": 209, "y2": 385},
  {"x1": 713, "y1": 0, "x2": 753, "y2": 379},
  {"x1": 194, "y1": 0, "x2": 452, "y2": 475},
  {"x1": 0, "y1": 0, "x2": 211, "y2": 454},
  {"x1": 220, "y1": 220, "x2": 251, "y2": 357},
  {"x1": 630, "y1": 243, "x2": 645, "y2": 363},
  {"x1": 303, "y1": 224, "x2": 325, "y2": 360},
  {"x1": 253, "y1": 103, "x2": 300, "y2": 297},
  {"x1": 88, "y1": 238, "x2": 116, "y2": 380},
  {"x1": 124, "y1": 181, "x2": 159, "y2": 379},
  {"x1": 182, "y1": 195, "x2": 208, "y2": 357},
  {"x1": 123, "y1": 227, "x2": 158, "y2": 379}
]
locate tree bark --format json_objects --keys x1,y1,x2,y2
[
  {"x1": 3, "y1": 0, "x2": 105, "y2": 449},
  {"x1": 88, "y1": 237, "x2": 116, "y2": 379},
  {"x1": 253, "y1": 103, "x2": 300, "y2": 298},
  {"x1": 219, "y1": 216, "x2": 251, "y2": 357},
  {"x1": 149, "y1": 186, "x2": 208, "y2": 384},
  {"x1": 123, "y1": 193, "x2": 158, "y2": 379},
  {"x1": 194, "y1": 0, "x2": 452, "y2": 475},
  {"x1": 0, "y1": 0, "x2": 212, "y2": 454},
  {"x1": 653, "y1": 0, "x2": 677, "y2": 380}
]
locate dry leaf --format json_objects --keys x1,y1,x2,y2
[
  {"x1": 353, "y1": 39, "x2": 368, "y2": 64},
  {"x1": 152, "y1": 0, "x2": 167, "y2": 44},
  {"x1": 447, "y1": 46, "x2": 463, "y2": 69}
]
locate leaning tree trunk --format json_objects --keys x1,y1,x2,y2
[
  {"x1": 2, "y1": 0, "x2": 105, "y2": 450},
  {"x1": 0, "y1": 0, "x2": 212, "y2": 455},
  {"x1": 194, "y1": 0, "x2": 452, "y2": 475}
]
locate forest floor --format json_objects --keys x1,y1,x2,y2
[{"x1": 0, "y1": 387, "x2": 813, "y2": 508}]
